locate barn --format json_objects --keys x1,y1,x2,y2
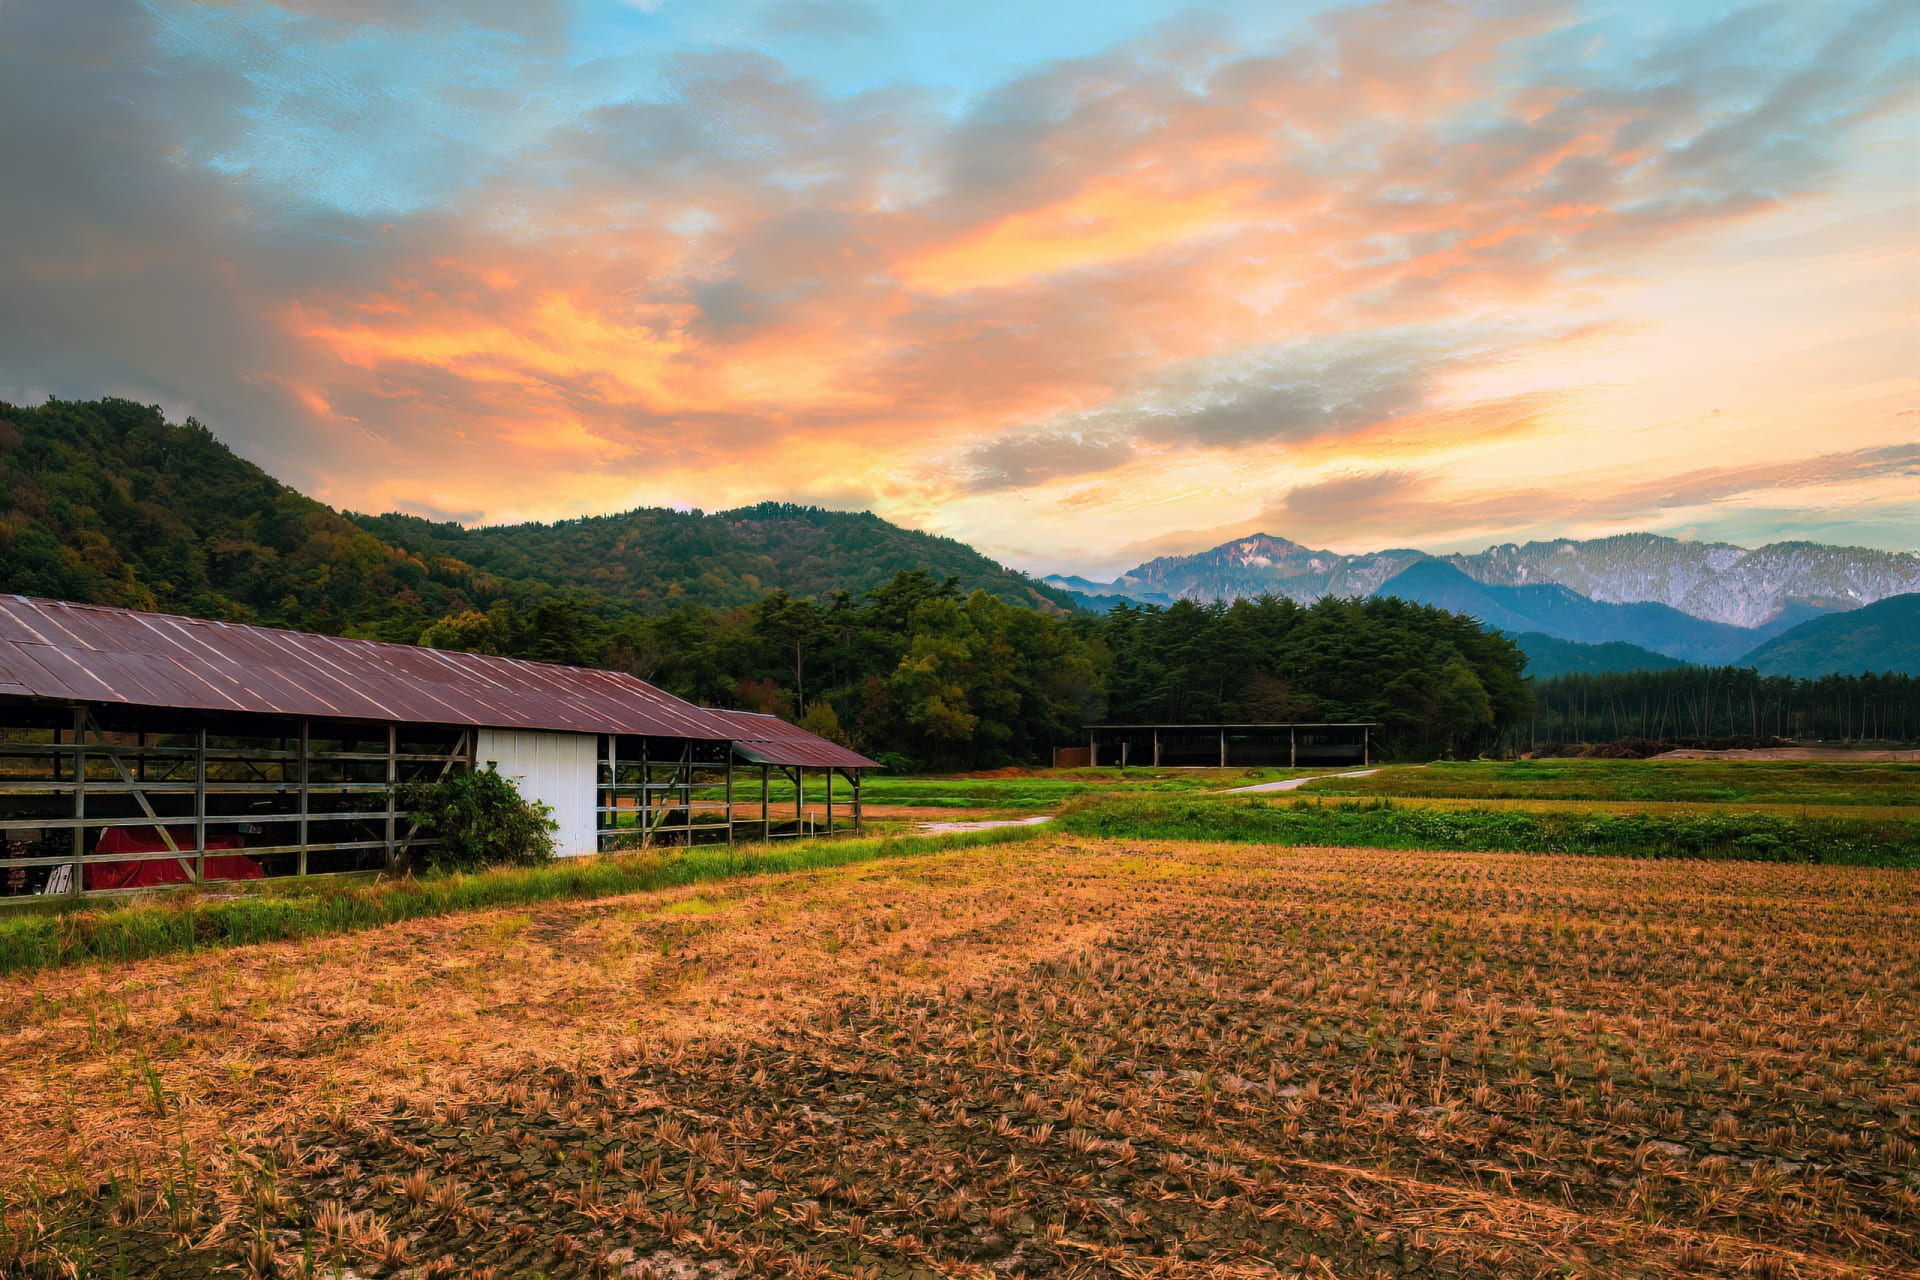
[{"x1": 0, "y1": 596, "x2": 874, "y2": 897}]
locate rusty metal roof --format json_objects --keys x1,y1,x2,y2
[
  {"x1": 703, "y1": 709, "x2": 880, "y2": 769},
  {"x1": 0, "y1": 595, "x2": 720, "y2": 740}
]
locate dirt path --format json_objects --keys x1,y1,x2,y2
[
  {"x1": 914, "y1": 814, "x2": 1054, "y2": 834},
  {"x1": 1222, "y1": 767, "x2": 1379, "y2": 793}
]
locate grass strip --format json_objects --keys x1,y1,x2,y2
[
  {"x1": 0, "y1": 825, "x2": 1045, "y2": 976},
  {"x1": 1055, "y1": 795, "x2": 1920, "y2": 866}
]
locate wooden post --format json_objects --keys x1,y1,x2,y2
[
  {"x1": 852, "y1": 771, "x2": 862, "y2": 834},
  {"x1": 1363, "y1": 726, "x2": 1370, "y2": 767},
  {"x1": 297, "y1": 720, "x2": 310, "y2": 878},
  {"x1": 1152, "y1": 729, "x2": 1160, "y2": 768},
  {"x1": 70, "y1": 707, "x2": 85, "y2": 896},
  {"x1": 825, "y1": 766, "x2": 833, "y2": 837},
  {"x1": 606, "y1": 735, "x2": 617, "y2": 852},
  {"x1": 1290, "y1": 727, "x2": 1296, "y2": 768},
  {"x1": 794, "y1": 767, "x2": 803, "y2": 832},
  {"x1": 725, "y1": 752, "x2": 734, "y2": 846},
  {"x1": 195, "y1": 725, "x2": 207, "y2": 884},
  {"x1": 762, "y1": 763, "x2": 771, "y2": 841},
  {"x1": 684, "y1": 744, "x2": 695, "y2": 846},
  {"x1": 385, "y1": 723, "x2": 398, "y2": 871},
  {"x1": 640, "y1": 738, "x2": 650, "y2": 849},
  {"x1": 1219, "y1": 728, "x2": 1226, "y2": 769}
]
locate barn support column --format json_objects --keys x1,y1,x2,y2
[
  {"x1": 1219, "y1": 729, "x2": 1226, "y2": 768},
  {"x1": 69, "y1": 707, "x2": 85, "y2": 896},
  {"x1": 1152, "y1": 729, "x2": 1160, "y2": 768},
  {"x1": 679, "y1": 741, "x2": 693, "y2": 846},
  {"x1": 1364, "y1": 726, "x2": 1370, "y2": 767},
  {"x1": 605, "y1": 736, "x2": 617, "y2": 853},
  {"x1": 761, "y1": 764, "x2": 771, "y2": 841},
  {"x1": 852, "y1": 770, "x2": 862, "y2": 835},
  {"x1": 725, "y1": 753, "x2": 734, "y2": 846},
  {"x1": 825, "y1": 767, "x2": 833, "y2": 836},
  {"x1": 1290, "y1": 727, "x2": 1296, "y2": 768},
  {"x1": 384, "y1": 724, "x2": 399, "y2": 870},
  {"x1": 195, "y1": 726, "x2": 207, "y2": 884}
]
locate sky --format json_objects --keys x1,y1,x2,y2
[{"x1": 0, "y1": 0, "x2": 1914, "y2": 579}]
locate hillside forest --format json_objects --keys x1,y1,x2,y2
[{"x1": 2, "y1": 399, "x2": 1915, "y2": 768}]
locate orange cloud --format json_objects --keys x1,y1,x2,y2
[
  {"x1": 899, "y1": 176, "x2": 1270, "y2": 294},
  {"x1": 43, "y1": 0, "x2": 1885, "y2": 562}
]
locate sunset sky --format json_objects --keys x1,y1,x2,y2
[{"x1": 1, "y1": 0, "x2": 1913, "y2": 577}]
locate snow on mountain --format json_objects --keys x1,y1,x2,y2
[
  {"x1": 1047, "y1": 532, "x2": 1920, "y2": 629},
  {"x1": 1443, "y1": 535, "x2": 1920, "y2": 628}
]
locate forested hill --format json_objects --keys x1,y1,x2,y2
[
  {"x1": 354, "y1": 503, "x2": 1071, "y2": 618},
  {"x1": 0, "y1": 398, "x2": 1073, "y2": 637}
]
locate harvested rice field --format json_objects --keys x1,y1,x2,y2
[{"x1": 3, "y1": 839, "x2": 1917, "y2": 1279}]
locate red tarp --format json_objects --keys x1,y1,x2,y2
[{"x1": 85, "y1": 826, "x2": 260, "y2": 890}]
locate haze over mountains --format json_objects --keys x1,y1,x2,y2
[{"x1": 1047, "y1": 533, "x2": 1920, "y2": 675}]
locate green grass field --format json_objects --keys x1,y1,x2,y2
[
  {"x1": 813, "y1": 757, "x2": 1920, "y2": 815},
  {"x1": 1055, "y1": 794, "x2": 1920, "y2": 866},
  {"x1": 12, "y1": 756, "x2": 1912, "y2": 975},
  {"x1": 1295, "y1": 758, "x2": 1920, "y2": 806}
]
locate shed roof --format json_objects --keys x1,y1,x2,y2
[
  {"x1": 0, "y1": 597, "x2": 869, "y2": 767},
  {"x1": 704, "y1": 709, "x2": 880, "y2": 769}
]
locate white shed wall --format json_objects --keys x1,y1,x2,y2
[{"x1": 475, "y1": 729, "x2": 598, "y2": 857}]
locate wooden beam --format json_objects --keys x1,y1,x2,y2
[
  {"x1": 69, "y1": 707, "x2": 84, "y2": 896},
  {"x1": 298, "y1": 720, "x2": 310, "y2": 878},
  {"x1": 384, "y1": 723, "x2": 398, "y2": 871},
  {"x1": 195, "y1": 725, "x2": 207, "y2": 885}
]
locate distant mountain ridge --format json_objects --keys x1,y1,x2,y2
[
  {"x1": 1049, "y1": 531, "x2": 1920, "y2": 629},
  {"x1": 1441, "y1": 534, "x2": 1919, "y2": 628},
  {"x1": 1370, "y1": 560, "x2": 1809, "y2": 665},
  {"x1": 1509, "y1": 633, "x2": 1690, "y2": 679},
  {"x1": 1053, "y1": 534, "x2": 1426, "y2": 611},
  {"x1": 1737, "y1": 594, "x2": 1920, "y2": 677}
]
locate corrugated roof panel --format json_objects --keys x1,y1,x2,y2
[
  {"x1": 706, "y1": 709, "x2": 880, "y2": 769},
  {"x1": 0, "y1": 596, "x2": 875, "y2": 770},
  {"x1": 0, "y1": 595, "x2": 728, "y2": 738}
]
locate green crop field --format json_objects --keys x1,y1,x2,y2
[{"x1": 1295, "y1": 758, "x2": 1920, "y2": 807}]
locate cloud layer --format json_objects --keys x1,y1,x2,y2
[{"x1": 0, "y1": 0, "x2": 1913, "y2": 573}]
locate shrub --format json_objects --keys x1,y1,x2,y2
[{"x1": 399, "y1": 767, "x2": 557, "y2": 872}]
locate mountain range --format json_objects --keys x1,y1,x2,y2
[
  {"x1": 1048, "y1": 532, "x2": 1920, "y2": 675},
  {"x1": 0, "y1": 398, "x2": 1073, "y2": 641},
  {"x1": 1049, "y1": 532, "x2": 1920, "y2": 624},
  {"x1": 1737, "y1": 594, "x2": 1920, "y2": 678},
  {"x1": 2, "y1": 398, "x2": 1911, "y2": 677}
]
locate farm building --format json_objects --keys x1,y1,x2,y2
[
  {"x1": 1083, "y1": 723, "x2": 1374, "y2": 768},
  {"x1": 0, "y1": 595, "x2": 874, "y2": 897}
]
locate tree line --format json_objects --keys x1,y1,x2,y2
[
  {"x1": 414, "y1": 580, "x2": 1532, "y2": 768},
  {"x1": 1520, "y1": 667, "x2": 1920, "y2": 749}
]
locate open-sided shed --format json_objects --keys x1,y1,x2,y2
[
  {"x1": 0, "y1": 595, "x2": 875, "y2": 897},
  {"x1": 1087, "y1": 723, "x2": 1374, "y2": 768}
]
